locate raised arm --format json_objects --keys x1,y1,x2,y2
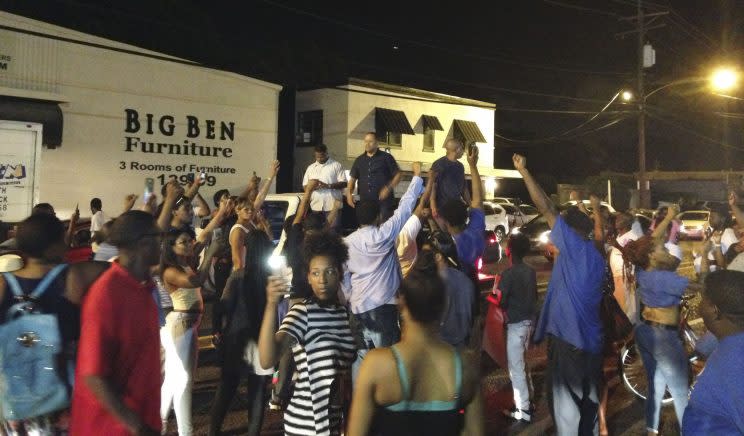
[
  {"x1": 192, "y1": 192, "x2": 211, "y2": 218},
  {"x1": 729, "y1": 191, "x2": 744, "y2": 226},
  {"x1": 588, "y1": 194, "x2": 605, "y2": 254},
  {"x1": 414, "y1": 170, "x2": 437, "y2": 219},
  {"x1": 157, "y1": 181, "x2": 183, "y2": 232},
  {"x1": 253, "y1": 160, "x2": 280, "y2": 210},
  {"x1": 293, "y1": 180, "x2": 319, "y2": 226},
  {"x1": 651, "y1": 206, "x2": 676, "y2": 240},
  {"x1": 65, "y1": 206, "x2": 79, "y2": 247},
  {"x1": 258, "y1": 276, "x2": 294, "y2": 369},
  {"x1": 239, "y1": 171, "x2": 260, "y2": 201},
  {"x1": 512, "y1": 154, "x2": 557, "y2": 228},
  {"x1": 379, "y1": 162, "x2": 425, "y2": 241},
  {"x1": 468, "y1": 146, "x2": 483, "y2": 210},
  {"x1": 122, "y1": 194, "x2": 138, "y2": 214}
]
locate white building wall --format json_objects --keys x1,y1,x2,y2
[
  {"x1": 294, "y1": 88, "x2": 349, "y2": 189},
  {"x1": 0, "y1": 12, "x2": 281, "y2": 219}
]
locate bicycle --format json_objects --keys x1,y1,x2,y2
[{"x1": 619, "y1": 294, "x2": 706, "y2": 405}]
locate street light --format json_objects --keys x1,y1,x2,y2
[
  {"x1": 622, "y1": 67, "x2": 739, "y2": 208},
  {"x1": 710, "y1": 67, "x2": 738, "y2": 92}
]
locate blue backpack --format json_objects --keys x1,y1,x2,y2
[{"x1": 0, "y1": 264, "x2": 69, "y2": 420}]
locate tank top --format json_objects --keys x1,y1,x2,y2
[
  {"x1": 168, "y1": 266, "x2": 202, "y2": 311},
  {"x1": 230, "y1": 224, "x2": 250, "y2": 267},
  {"x1": 370, "y1": 345, "x2": 465, "y2": 436}
]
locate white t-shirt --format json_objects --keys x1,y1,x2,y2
[
  {"x1": 90, "y1": 210, "x2": 106, "y2": 233},
  {"x1": 396, "y1": 215, "x2": 423, "y2": 278},
  {"x1": 301, "y1": 158, "x2": 347, "y2": 212}
]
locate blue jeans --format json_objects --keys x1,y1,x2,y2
[
  {"x1": 352, "y1": 304, "x2": 400, "y2": 382},
  {"x1": 634, "y1": 324, "x2": 689, "y2": 432}
]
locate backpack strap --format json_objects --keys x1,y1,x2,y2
[{"x1": 2, "y1": 264, "x2": 68, "y2": 300}]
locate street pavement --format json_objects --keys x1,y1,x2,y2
[{"x1": 175, "y1": 242, "x2": 703, "y2": 435}]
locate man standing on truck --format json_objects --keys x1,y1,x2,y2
[
  {"x1": 347, "y1": 132, "x2": 401, "y2": 221},
  {"x1": 302, "y1": 144, "x2": 347, "y2": 230},
  {"x1": 89, "y1": 198, "x2": 107, "y2": 233}
]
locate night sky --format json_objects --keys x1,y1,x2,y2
[{"x1": 4, "y1": 0, "x2": 744, "y2": 185}]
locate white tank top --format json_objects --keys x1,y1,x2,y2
[
  {"x1": 169, "y1": 266, "x2": 202, "y2": 311},
  {"x1": 230, "y1": 224, "x2": 250, "y2": 267}
]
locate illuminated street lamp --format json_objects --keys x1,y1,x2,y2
[
  {"x1": 621, "y1": 90, "x2": 634, "y2": 102},
  {"x1": 710, "y1": 67, "x2": 738, "y2": 92}
]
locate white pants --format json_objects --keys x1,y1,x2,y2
[
  {"x1": 507, "y1": 320, "x2": 533, "y2": 411},
  {"x1": 160, "y1": 311, "x2": 201, "y2": 436}
]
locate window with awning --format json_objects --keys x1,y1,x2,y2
[
  {"x1": 421, "y1": 115, "x2": 443, "y2": 152},
  {"x1": 452, "y1": 119, "x2": 486, "y2": 145},
  {"x1": 375, "y1": 107, "x2": 414, "y2": 147}
]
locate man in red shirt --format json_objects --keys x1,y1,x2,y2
[{"x1": 71, "y1": 211, "x2": 162, "y2": 435}]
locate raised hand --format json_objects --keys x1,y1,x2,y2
[
  {"x1": 589, "y1": 193, "x2": 601, "y2": 210},
  {"x1": 124, "y1": 194, "x2": 138, "y2": 212},
  {"x1": 467, "y1": 145, "x2": 479, "y2": 166},
  {"x1": 412, "y1": 161, "x2": 422, "y2": 177},
  {"x1": 269, "y1": 160, "x2": 280, "y2": 177},
  {"x1": 729, "y1": 191, "x2": 738, "y2": 207},
  {"x1": 266, "y1": 275, "x2": 289, "y2": 305},
  {"x1": 512, "y1": 153, "x2": 526, "y2": 171}
]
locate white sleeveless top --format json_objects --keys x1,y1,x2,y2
[
  {"x1": 230, "y1": 224, "x2": 250, "y2": 267},
  {"x1": 169, "y1": 266, "x2": 201, "y2": 311}
]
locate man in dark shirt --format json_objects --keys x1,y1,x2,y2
[
  {"x1": 431, "y1": 138, "x2": 466, "y2": 211},
  {"x1": 497, "y1": 232, "x2": 537, "y2": 422},
  {"x1": 347, "y1": 132, "x2": 401, "y2": 220}
]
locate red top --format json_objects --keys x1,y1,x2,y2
[
  {"x1": 70, "y1": 262, "x2": 161, "y2": 435},
  {"x1": 65, "y1": 246, "x2": 93, "y2": 264}
]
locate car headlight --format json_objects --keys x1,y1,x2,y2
[{"x1": 538, "y1": 231, "x2": 551, "y2": 245}]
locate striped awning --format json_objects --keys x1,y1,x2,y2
[
  {"x1": 375, "y1": 107, "x2": 415, "y2": 135},
  {"x1": 421, "y1": 114, "x2": 444, "y2": 131},
  {"x1": 452, "y1": 119, "x2": 486, "y2": 143}
]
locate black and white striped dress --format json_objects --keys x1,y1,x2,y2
[{"x1": 278, "y1": 299, "x2": 356, "y2": 436}]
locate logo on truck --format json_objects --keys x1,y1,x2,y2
[{"x1": 0, "y1": 163, "x2": 26, "y2": 184}]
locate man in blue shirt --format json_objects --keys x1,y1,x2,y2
[
  {"x1": 512, "y1": 153, "x2": 605, "y2": 435},
  {"x1": 431, "y1": 138, "x2": 466, "y2": 209},
  {"x1": 683, "y1": 270, "x2": 744, "y2": 435}
]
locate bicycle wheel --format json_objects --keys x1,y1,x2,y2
[{"x1": 619, "y1": 343, "x2": 674, "y2": 405}]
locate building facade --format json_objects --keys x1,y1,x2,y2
[{"x1": 293, "y1": 78, "x2": 520, "y2": 196}]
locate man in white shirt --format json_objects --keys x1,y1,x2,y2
[
  {"x1": 302, "y1": 144, "x2": 347, "y2": 229},
  {"x1": 609, "y1": 212, "x2": 644, "y2": 324},
  {"x1": 344, "y1": 161, "x2": 425, "y2": 379},
  {"x1": 90, "y1": 197, "x2": 107, "y2": 233}
]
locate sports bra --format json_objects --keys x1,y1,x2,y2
[{"x1": 370, "y1": 345, "x2": 465, "y2": 436}]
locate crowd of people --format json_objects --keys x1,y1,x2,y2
[{"x1": 0, "y1": 132, "x2": 742, "y2": 436}]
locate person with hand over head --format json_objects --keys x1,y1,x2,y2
[
  {"x1": 512, "y1": 153, "x2": 605, "y2": 436},
  {"x1": 70, "y1": 211, "x2": 163, "y2": 436}
]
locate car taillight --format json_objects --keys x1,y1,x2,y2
[
  {"x1": 476, "y1": 257, "x2": 483, "y2": 272},
  {"x1": 489, "y1": 237, "x2": 496, "y2": 244}
]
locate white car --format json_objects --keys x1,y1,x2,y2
[
  {"x1": 501, "y1": 203, "x2": 539, "y2": 229},
  {"x1": 676, "y1": 210, "x2": 711, "y2": 240},
  {"x1": 483, "y1": 202, "x2": 510, "y2": 242},
  {"x1": 490, "y1": 197, "x2": 519, "y2": 205},
  {"x1": 561, "y1": 200, "x2": 616, "y2": 214}
]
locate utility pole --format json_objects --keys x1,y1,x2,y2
[
  {"x1": 637, "y1": 0, "x2": 649, "y2": 209},
  {"x1": 617, "y1": 2, "x2": 667, "y2": 209}
]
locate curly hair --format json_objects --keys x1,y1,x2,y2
[{"x1": 303, "y1": 230, "x2": 349, "y2": 273}]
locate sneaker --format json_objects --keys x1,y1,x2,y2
[{"x1": 502, "y1": 406, "x2": 532, "y2": 423}]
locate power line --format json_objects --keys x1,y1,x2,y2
[
  {"x1": 646, "y1": 111, "x2": 744, "y2": 152},
  {"x1": 348, "y1": 60, "x2": 612, "y2": 104},
  {"x1": 497, "y1": 116, "x2": 629, "y2": 147},
  {"x1": 257, "y1": 0, "x2": 631, "y2": 77},
  {"x1": 494, "y1": 92, "x2": 627, "y2": 143},
  {"x1": 542, "y1": 0, "x2": 622, "y2": 18}
]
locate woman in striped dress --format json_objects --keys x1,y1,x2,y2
[{"x1": 258, "y1": 230, "x2": 356, "y2": 436}]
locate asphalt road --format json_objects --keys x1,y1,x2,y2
[{"x1": 175, "y1": 241, "x2": 704, "y2": 435}]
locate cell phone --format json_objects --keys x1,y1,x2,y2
[
  {"x1": 186, "y1": 173, "x2": 195, "y2": 183},
  {"x1": 143, "y1": 178, "x2": 155, "y2": 203},
  {"x1": 200, "y1": 171, "x2": 207, "y2": 182},
  {"x1": 267, "y1": 255, "x2": 292, "y2": 296}
]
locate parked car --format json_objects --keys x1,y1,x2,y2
[
  {"x1": 676, "y1": 210, "x2": 711, "y2": 240},
  {"x1": 489, "y1": 197, "x2": 520, "y2": 205},
  {"x1": 500, "y1": 203, "x2": 537, "y2": 230},
  {"x1": 483, "y1": 202, "x2": 510, "y2": 242},
  {"x1": 561, "y1": 200, "x2": 616, "y2": 214}
]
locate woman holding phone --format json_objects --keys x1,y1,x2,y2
[
  {"x1": 159, "y1": 201, "x2": 229, "y2": 435},
  {"x1": 258, "y1": 231, "x2": 356, "y2": 436}
]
